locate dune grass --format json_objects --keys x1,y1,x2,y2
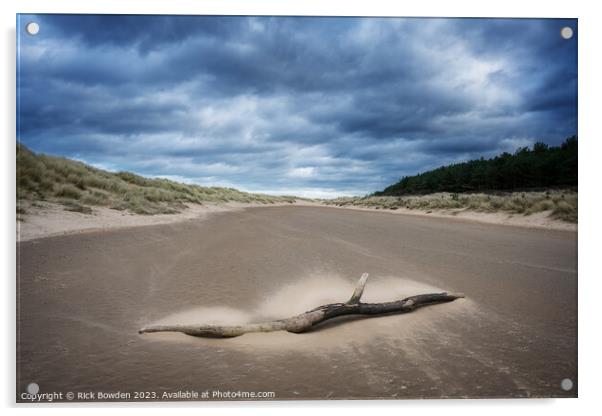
[
  {"x1": 16, "y1": 144, "x2": 577, "y2": 223},
  {"x1": 323, "y1": 190, "x2": 577, "y2": 223},
  {"x1": 17, "y1": 144, "x2": 297, "y2": 216}
]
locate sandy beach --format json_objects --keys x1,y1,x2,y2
[
  {"x1": 17, "y1": 205, "x2": 577, "y2": 401},
  {"x1": 17, "y1": 201, "x2": 298, "y2": 241},
  {"x1": 17, "y1": 200, "x2": 576, "y2": 242}
]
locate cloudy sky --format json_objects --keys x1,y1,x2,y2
[{"x1": 17, "y1": 15, "x2": 577, "y2": 198}]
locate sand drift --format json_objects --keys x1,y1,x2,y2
[{"x1": 139, "y1": 273, "x2": 465, "y2": 337}]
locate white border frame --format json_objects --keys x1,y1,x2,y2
[{"x1": 3, "y1": 1, "x2": 600, "y2": 415}]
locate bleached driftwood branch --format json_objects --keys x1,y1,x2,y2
[{"x1": 139, "y1": 273, "x2": 464, "y2": 338}]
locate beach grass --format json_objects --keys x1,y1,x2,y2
[
  {"x1": 322, "y1": 191, "x2": 577, "y2": 223},
  {"x1": 17, "y1": 144, "x2": 297, "y2": 215}
]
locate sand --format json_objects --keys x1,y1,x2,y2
[
  {"x1": 17, "y1": 201, "x2": 292, "y2": 241},
  {"x1": 318, "y1": 203, "x2": 577, "y2": 232},
  {"x1": 17, "y1": 200, "x2": 575, "y2": 242},
  {"x1": 16, "y1": 206, "x2": 577, "y2": 401}
]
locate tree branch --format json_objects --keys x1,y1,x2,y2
[
  {"x1": 346, "y1": 272, "x2": 369, "y2": 304},
  {"x1": 139, "y1": 274, "x2": 464, "y2": 338}
]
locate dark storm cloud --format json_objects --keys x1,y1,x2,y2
[{"x1": 17, "y1": 15, "x2": 577, "y2": 197}]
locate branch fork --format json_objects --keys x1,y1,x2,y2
[{"x1": 139, "y1": 273, "x2": 464, "y2": 338}]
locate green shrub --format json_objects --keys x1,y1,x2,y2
[
  {"x1": 62, "y1": 200, "x2": 93, "y2": 214},
  {"x1": 81, "y1": 190, "x2": 110, "y2": 206},
  {"x1": 55, "y1": 184, "x2": 82, "y2": 199},
  {"x1": 552, "y1": 200, "x2": 577, "y2": 222}
]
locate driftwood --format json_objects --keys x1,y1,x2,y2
[{"x1": 139, "y1": 273, "x2": 464, "y2": 338}]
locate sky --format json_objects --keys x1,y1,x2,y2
[{"x1": 17, "y1": 15, "x2": 577, "y2": 198}]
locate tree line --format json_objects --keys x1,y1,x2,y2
[{"x1": 375, "y1": 136, "x2": 577, "y2": 196}]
